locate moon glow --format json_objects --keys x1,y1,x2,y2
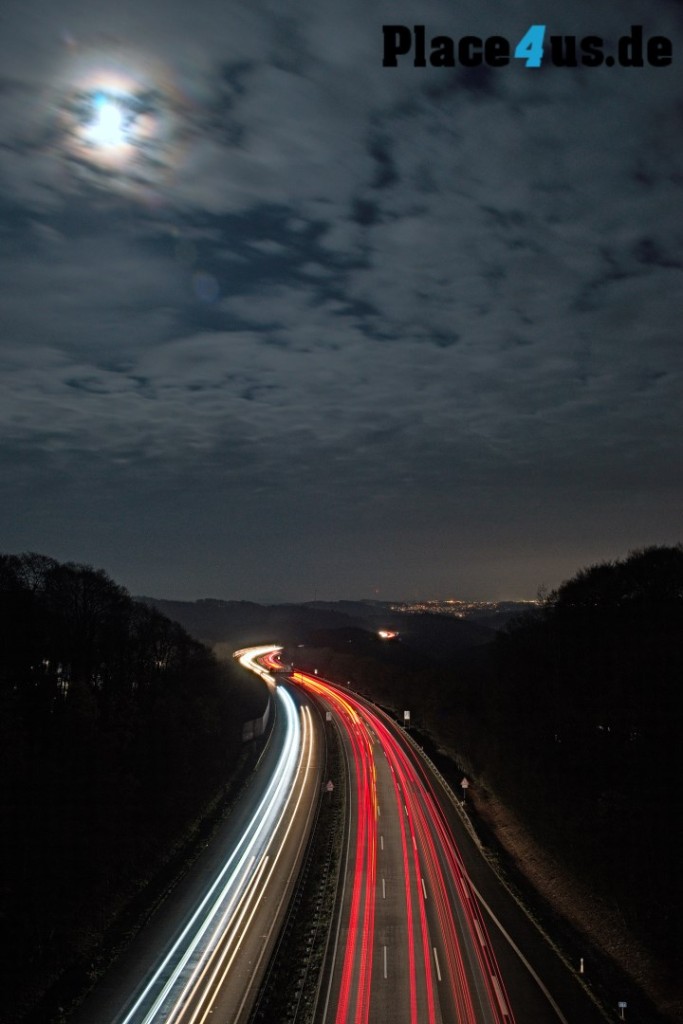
[{"x1": 86, "y1": 94, "x2": 128, "y2": 148}]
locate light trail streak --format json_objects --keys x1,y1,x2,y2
[
  {"x1": 375, "y1": 711, "x2": 511, "y2": 1023},
  {"x1": 291, "y1": 669, "x2": 516, "y2": 1024},
  {"x1": 170, "y1": 854, "x2": 272, "y2": 1024},
  {"x1": 115, "y1": 646, "x2": 307, "y2": 1024},
  {"x1": 291, "y1": 674, "x2": 379, "y2": 1024},
  {"x1": 172, "y1": 705, "x2": 317, "y2": 1024},
  {"x1": 388, "y1": 732, "x2": 420, "y2": 1024},
  {"x1": 335, "y1": 701, "x2": 377, "y2": 1024}
]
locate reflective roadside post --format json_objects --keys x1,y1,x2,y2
[{"x1": 403, "y1": 709, "x2": 410, "y2": 729}]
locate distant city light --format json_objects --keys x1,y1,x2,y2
[
  {"x1": 378, "y1": 629, "x2": 398, "y2": 639},
  {"x1": 389, "y1": 599, "x2": 540, "y2": 618}
]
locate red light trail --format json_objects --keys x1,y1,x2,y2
[{"x1": 290, "y1": 669, "x2": 515, "y2": 1024}]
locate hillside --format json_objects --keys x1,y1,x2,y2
[
  {"x1": 0, "y1": 553, "x2": 264, "y2": 1024},
  {"x1": 285, "y1": 546, "x2": 683, "y2": 1019},
  {"x1": 139, "y1": 596, "x2": 495, "y2": 662}
]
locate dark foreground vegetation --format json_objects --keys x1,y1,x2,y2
[
  {"x1": 0, "y1": 552, "x2": 263, "y2": 1024},
  {"x1": 286, "y1": 546, "x2": 683, "y2": 1012}
]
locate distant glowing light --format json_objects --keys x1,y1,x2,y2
[
  {"x1": 87, "y1": 94, "x2": 127, "y2": 147},
  {"x1": 378, "y1": 630, "x2": 398, "y2": 640},
  {"x1": 59, "y1": 49, "x2": 187, "y2": 200}
]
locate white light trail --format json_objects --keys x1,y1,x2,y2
[
  {"x1": 116, "y1": 646, "x2": 300, "y2": 1024},
  {"x1": 179, "y1": 704, "x2": 316, "y2": 1024}
]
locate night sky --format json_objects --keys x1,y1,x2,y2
[{"x1": 1, "y1": 1, "x2": 681, "y2": 602}]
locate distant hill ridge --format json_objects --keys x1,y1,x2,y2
[{"x1": 138, "y1": 596, "x2": 496, "y2": 662}]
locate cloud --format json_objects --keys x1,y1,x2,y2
[{"x1": 0, "y1": 0, "x2": 681, "y2": 598}]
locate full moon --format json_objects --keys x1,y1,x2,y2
[
  {"x1": 87, "y1": 94, "x2": 126, "y2": 148},
  {"x1": 58, "y1": 50, "x2": 183, "y2": 197}
]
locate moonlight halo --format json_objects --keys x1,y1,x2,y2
[
  {"x1": 86, "y1": 94, "x2": 129, "y2": 149},
  {"x1": 58, "y1": 46, "x2": 184, "y2": 198}
]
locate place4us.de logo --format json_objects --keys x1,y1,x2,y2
[{"x1": 382, "y1": 24, "x2": 674, "y2": 69}]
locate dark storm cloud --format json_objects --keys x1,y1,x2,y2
[{"x1": 1, "y1": 0, "x2": 682, "y2": 599}]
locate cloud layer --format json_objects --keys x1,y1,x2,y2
[{"x1": 1, "y1": 0, "x2": 682, "y2": 599}]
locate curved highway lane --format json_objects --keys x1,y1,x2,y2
[
  {"x1": 291, "y1": 669, "x2": 513, "y2": 1024},
  {"x1": 74, "y1": 645, "x2": 323, "y2": 1024}
]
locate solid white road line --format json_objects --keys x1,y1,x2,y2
[{"x1": 470, "y1": 881, "x2": 570, "y2": 1024}]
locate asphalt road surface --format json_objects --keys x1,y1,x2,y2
[
  {"x1": 72, "y1": 646, "x2": 323, "y2": 1024},
  {"x1": 289, "y1": 668, "x2": 609, "y2": 1024}
]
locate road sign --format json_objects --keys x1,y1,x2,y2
[
  {"x1": 461, "y1": 778, "x2": 469, "y2": 789},
  {"x1": 403, "y1": 710, "x2": 411, "y2": 722},
  {"x1": 325, "y1": 780, "x2": 334, "y2": 792},
  {"x1": 325, "y1": 710, "x2": 332, "y2": 722}
]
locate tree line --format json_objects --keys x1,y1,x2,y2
[
  {"x1": 486, "y1": 545, "x2": 683, "y2": 973},
  {"x1": 289, "y1": 545, "x2": 683, "y2": 985},
  {"x1": 0, "y1": 552, "x2": 256, "y2": 1023}
]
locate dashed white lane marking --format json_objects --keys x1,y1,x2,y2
[
  {"x1": 380, "y1": 835, "x2": 384, "y2": 851},
  {"x1": 421, "y1": 877, "x2": 427, "y2": 900},
  {"x1": 491, "y1": 974, "x2": 510, "y2": 1018},
  {"x1": 433, "y1": 947, "x2": 442, "y2": 983},
  {"x1": 383, "y1": 945, "x2": 388, "y2": 979},
  {"x1": 382, "y1": 877, "x2": 386, "y2": 899}
]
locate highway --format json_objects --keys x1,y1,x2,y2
[
  {"x1": 290, "y1": 669, "x2": 512, "y2": 1024},
  {"x1": 72, "y1": 645, "x2": 323, "y2": 1024},
  {"x1": 288, "y1": 668, "x2": 609, "y2": 1024},
  {"x1": 70, "y1": 647, "x2": 609, "y2": 1024}
]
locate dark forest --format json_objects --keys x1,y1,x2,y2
[
  {"x1": 0, "y1": 553, "x2": 259, "y2": 1023},
  {"x1": 289, "y1": 546, "x2": 683, "y2": 998}
]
